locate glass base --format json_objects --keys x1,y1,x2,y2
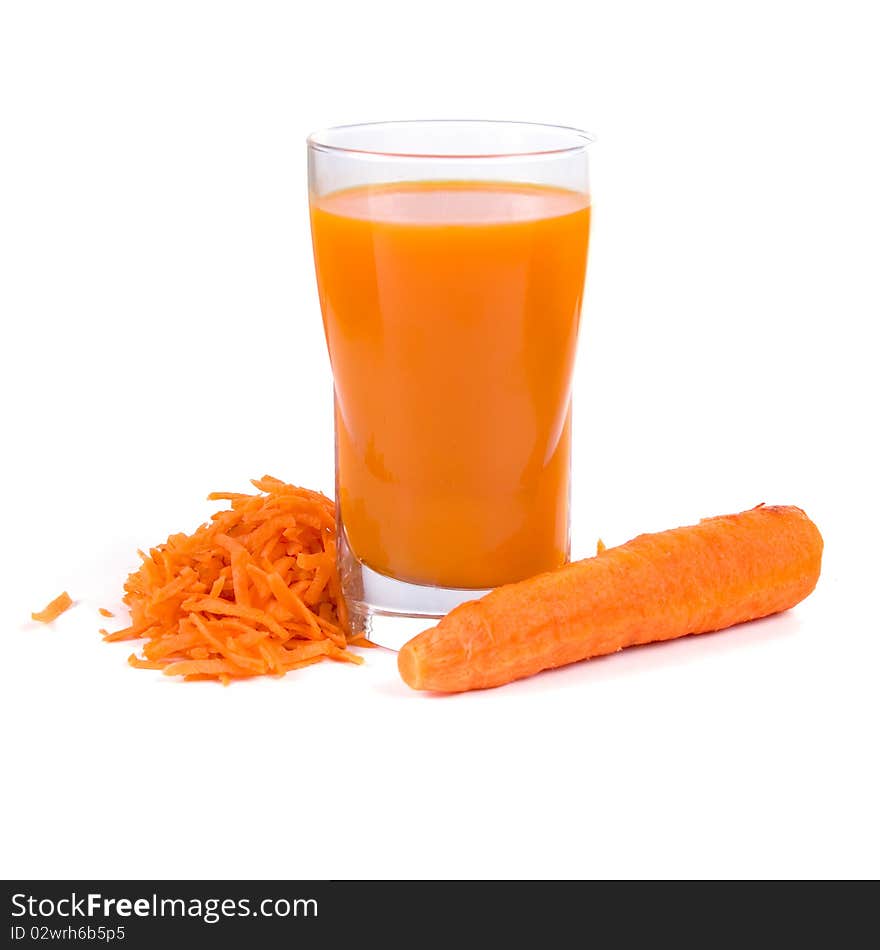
[{"x1": 339, "y1": 532, "x2": 491, "y2": 651}]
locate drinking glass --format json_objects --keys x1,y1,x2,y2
[{"x1": 308, "y1": 120, "x2": 592, "y2": 648}]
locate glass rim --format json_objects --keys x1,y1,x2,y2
[{"x1": 306, "y1": 119, "x2": 595, "y2": 160}]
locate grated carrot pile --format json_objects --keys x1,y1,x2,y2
[
  {"x1": 103, "y1": 476, "x2": 363, "y2": 684},
  {"x1": 32, "y1": 591, "x2": 73, "y2": 623}
]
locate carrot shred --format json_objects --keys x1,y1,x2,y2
[
  {"x1": 102, "y1": 619, "x2": 157, "y2": 642},
  {"x1": 128, "y1": 654, "x2": 167, "y2": 671},
  {"x1": 99, "y1": 607, "x2": 114, "y2": 618},
  {"x1": 348, "y1": 634, "x2": 378, "y2": 648},
  {"x1": 31, "y1": 591, "x2": 73, "y2": 623},
  {"x1": 105, "y1": 477, "x2": 360, "y2": 682},
  {"x1": 266, "y1": 572, "x2": 324, "y2": 638}
]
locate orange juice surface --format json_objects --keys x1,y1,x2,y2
[{"x1": 310, "y1": 181, "x2": 591, "y2": 589}]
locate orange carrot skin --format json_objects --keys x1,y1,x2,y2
[{"x1": 398, "y1": 505, "x2": 823, "y2": 692}]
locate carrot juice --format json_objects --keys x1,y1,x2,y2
[{"x1": 310, "y1": 180, "x2": 590, "y2": 590}]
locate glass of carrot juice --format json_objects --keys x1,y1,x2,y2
[{"x1": 308, "y1": 121, "x2": 592, "y2": 649}]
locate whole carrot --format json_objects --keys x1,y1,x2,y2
[{"x1": 398, "y1": 505, "x2": 823, "y2": 692}]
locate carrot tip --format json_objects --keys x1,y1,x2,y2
[{"x1": 397, "y1": 642, "x2": 424, "y2": 690}]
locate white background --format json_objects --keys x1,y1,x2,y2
[{"x1": 2, "y1": 0, "x2": 878, "y2": 880}]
